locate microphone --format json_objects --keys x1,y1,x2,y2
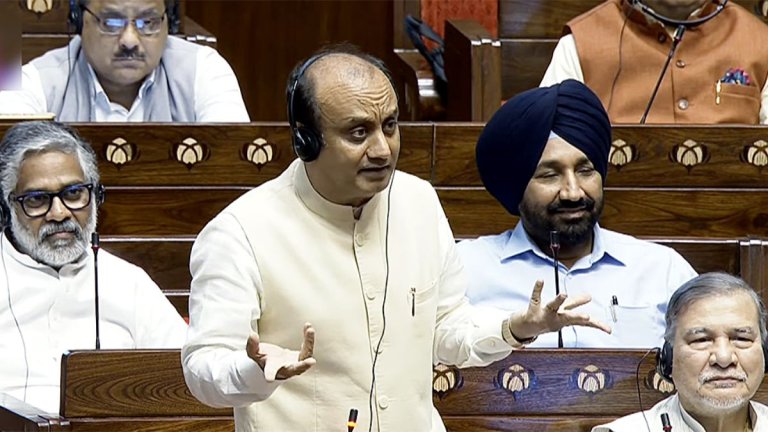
[
  {"x1": 661, "y1": 413, "x2": 672, "y2": 431},
  {"x1": 91, "y1": 232, "x2": 101, "y2": 350},
  {"x1": 633, "y1": 0, "x2": 728, "y2": 123},
  {"x1": 347, "y1": 408, "x2": 358, "y2": 432},
  {"x1": 549, "y1": 231, "x2": 563, "y2": 348},
  {"x1": 640, "y1": 24, "x2": 685, "y2": 124}
]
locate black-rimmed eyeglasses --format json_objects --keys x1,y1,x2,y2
[
  {"x1": 11, "y1": 183, "x2": 95, "y2": 218},
  {"x1": 82, "y1": 5, "x2": 166, "y2": 36}
]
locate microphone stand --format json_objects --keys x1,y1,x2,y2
[
  {"x1": 91, "y1": 232, "x2": 101, "y2": 350},
  {"x1": 640, "y1": 24, "x2": 685, "y2": 124},
  {"x1": 549, "y1": 231, "x2": 563, "y2": 348}
]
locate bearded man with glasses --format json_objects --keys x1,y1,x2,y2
[
  {"x1": 0, "y1": 121, "x2": 187, "y2": 414},
  {"x1": 0, "y1": 0, "x2": 249, "y2": 122}
]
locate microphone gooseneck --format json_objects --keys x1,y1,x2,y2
[
  {"x1": 640, "y1": 25, "x2": 685, "y2": 124},
  {"x1": 549, "y1": 231, "x2": 563, "y2": 348},
  {"x1": 91, "y1": 232, "x2": 101, "y2": 350}
]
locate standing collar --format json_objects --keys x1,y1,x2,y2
[{"x1": 292, "y1": 159, "x2": 388, "y2": 224}]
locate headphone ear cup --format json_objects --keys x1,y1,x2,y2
[
  {"x1": 166, "y1": 0, "x2": 181, "y2": 34},
  {"x1": 763, "y1": 341, "x2": 768, "y2": 373},
  {"x1": 0, "y1": 204, "x2": 7, "y2": 230},
  {"x1": 656, "y1": 341, "x2": 674, "y2": 382},
  {"x1": 68, "y1": 0, "x2": 83, "y2": 34},
  {"x1": 95, "y1": 184, "x2": 106, "y2": 207},
  {"x1": 293, "y1": 126, "x2": 322, "y2": 162}
]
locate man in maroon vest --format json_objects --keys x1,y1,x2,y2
[{"x1": 541, "y1": 0, "x2": 768, "y2": 124}]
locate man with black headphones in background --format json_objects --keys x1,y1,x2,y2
[
  {"x1": 540, "y1": 0, "x2": 768, "y2": 124},
  {"x1": 593, "y1": 272, "x2": 768, "y2": 432},
  {"x1": 182, "y1": 45, "x2": 611, "y2": 432},
  {"x1": 0, "y1": 0, "x2": 249, "y2": 122},
  {"x1": 0, "y1": 121, "x2": 186, "y2": 414}
]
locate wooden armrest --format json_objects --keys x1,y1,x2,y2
[
  {"x1": 0, "y1": 393, "x2": 67, "y2": 431},
  {"x1": 392, "y1": 49, "x2": 445, "y2": 121},
  {"x1": 182, "y1": 16, "x2": 217, "y2": 48},
  {"x1": 443, "y1": 19, "x2": 501, "y2": 121}
]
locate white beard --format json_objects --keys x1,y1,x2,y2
[{"x1": 10, "y1": 204, "x2": 97, "y2": 268}]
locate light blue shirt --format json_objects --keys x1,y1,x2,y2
[{"x1": 457, "y1": 223, "x2": 697, "y2": 348}]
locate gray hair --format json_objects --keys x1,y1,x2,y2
[
  {"x1": 664, "y1": 272, "x2": 768, "y2": 345},
  {"x1": 0, "y1": 121, "x2": 100, "y2": 215}
]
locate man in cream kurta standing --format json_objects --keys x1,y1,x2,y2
[
  {"x1": 0, "y1": 0, "x2": 249, "y2": 122},
  {"x1": 182, "y1": 45, "x2": 612, "y2": 432}
]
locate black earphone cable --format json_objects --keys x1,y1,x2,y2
[
  {"x1": 636, "y1": 347, "x2": 659, "y2": 432},
  {"x1": 367, "y1": 173, "x2": 394, "y2": 432},
  {"x1": 3, "y1": 235, "x2": 30, "y2": 404}
]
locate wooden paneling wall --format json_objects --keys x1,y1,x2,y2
[{"x1": 185, "y1": 1, "x2": 396, "y2": 121}]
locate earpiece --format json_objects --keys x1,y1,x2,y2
[
  {"x1": 95, "y1": 184, "x2": 106, "y2": 207},
  {"x1": 656, "y1": 338, "x2": 768, "y2": 382},
  {"x1": 287, "y1": 54, "x2": 328, "y2": 162},
  {"x1": 0, "y1": 202, "x2": 8, "y2": 231},
  {"x1": 68, "y1": 0, "x2": 181, "y2": 35},
  {"x1": 655, "y1": 341, "x2": 674, "y2": 382},
  {"x1": 68, "y1": 0, "x2": 84, "y2": 34}
]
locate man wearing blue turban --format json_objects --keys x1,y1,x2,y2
[{"x1": 458, "y1": 80, "x2": 698, "y2": 348}]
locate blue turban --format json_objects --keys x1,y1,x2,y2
[{"x1": 475, "y1": 79, "x2": 611, "y2": 216}]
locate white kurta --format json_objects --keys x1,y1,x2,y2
[
  {"x1": 0, "y1": 234, "x2": 187, "y2": 414},
  {"x1": 183, "y1": 159, "x2": 515, "y2": 432},
  {"x1": 593, "y1": 393, "x2": 768, "y2": 431}
]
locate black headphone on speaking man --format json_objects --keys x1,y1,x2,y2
[
  {"x1": 287, "y1": 54, "x2": 328, "y2": 163},
  {"x1": 628, "y1": 0, "x2": 728, "y2": 28},
  {"x1": 68, "y1": 0, "x2": 181, "y2": 35},
  {"x1": 656, "y1": 336, "x2": 768, "y2": 382}
]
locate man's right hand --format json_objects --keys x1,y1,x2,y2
[
  {"x1": 246, "y1": 322, "x2": 316, "y2": 380},
  {"x1": 506, "y1": 280, "x2": 612, "y2": 341}
]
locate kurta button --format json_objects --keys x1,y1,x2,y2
[
  {"x1": 657, "y1": 33, "x2": 667, "y2": 43},
  {"x1": 378, "y1": 396, "x2": 389, "y2": 409},
  {"x1": 366, "y1": 290, "x2": 376, "y2": 300},
  {"x1": 354, "y1": 233, "x2": 366, "y2": 246},
  {"x1": 677, "y1": 98, "x2": 689, "y2": 110},
  {"x1": 675, "y1": 60, "x2": 685, "y2": 68}
]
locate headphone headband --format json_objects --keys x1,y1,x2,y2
[{"x1": 630, "y1": 0, "x2": 728, "y2": 28}]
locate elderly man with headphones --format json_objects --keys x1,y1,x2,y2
[
  {"x1": 182, "y1": 45, "x2": 612, "y2": 432},
  {"x1": 0, "y1": 121, "x2": 186, "y2": 414},
  {"x1": 594, "y1": 272, "x2": 768, "y2": 432},
  {"x1": 0, "y1": 0, "x2": 249, "y2": 122}
]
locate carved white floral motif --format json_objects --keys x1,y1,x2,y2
[
  {"x1": 670, "y1": 139, "x2": 709, "y2": 169},
  {"x1": 608, "y1": 139, "x2": 637, "y2": 169},
  {"x1": 742, "y1": 140, "x2": 768, "y2": 168},
  {"x1": 173, "y1": 137, "x2": 209, "y2": 168},
  {"x1": 104, "y1": 137, "x2": 137, "y2": 167},
  {"x1": 648, "y1": 370, "x2": 676, "y2": 394},
  {"x1": 24, "y1": 0, "x2": 53, "y2": 13},
  {"x1": 497, "y1": 364, "x2": 534, "y2": 396},
  {"x1": 572, "y1": 364, "x2": 608, "y2": 394},
  {"x1": 241, "y1": 138, "x2": 275, "y2": 169},
  {"x1": 432, "y1": 364, "x2": 462, "y2": 398}
]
